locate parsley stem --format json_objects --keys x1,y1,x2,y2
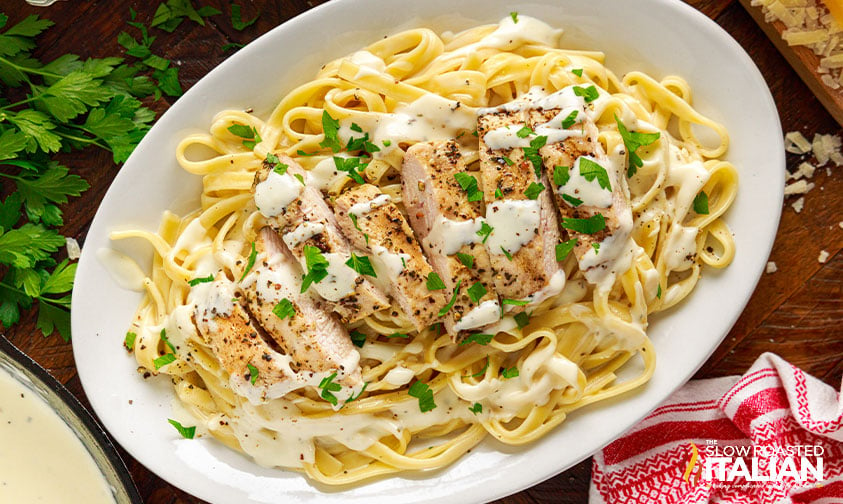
[
  {"x1": 0, "y1": 55, "x2": 62, "y2": 78},
  {"x1": 0, "y1": 284, "x2": 69, "y2": 308},
  {"x1": 54, "y1": 130, "x2": 109, "y2": 150},
  {"x1": 0, "y1": 96, "x2": 39, "y2": 110}
]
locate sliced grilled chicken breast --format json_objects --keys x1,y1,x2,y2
[
  {"x1": 526, "y1": 89, "x2": 633, "y2": 284},
  {"x1": 253, "y1": 156, "x2": 389, "y2": 323},
  {"x1": 477, "y1": 106, "x2": 565, "y2": 304},
  {"x1": 333, "y1": 183, "x2": 447, "y2": 330},
  {"x1": 402, "y1": 140, "x2": 500, "y2": 338}
]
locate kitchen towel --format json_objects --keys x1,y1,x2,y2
[{"x1": 590, "y1": 353, "x2": 843, "y2": 503}]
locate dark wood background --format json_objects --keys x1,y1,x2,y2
[{"x1": 2, "y1": 1, "x2": 841, "y2": 502}]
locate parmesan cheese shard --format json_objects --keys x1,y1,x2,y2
[
  {"x1": 818, "y1": 249, "x2": 830, "y2": 263},
  {"x1": 766, "y1": 261, "x2": 778, "y2": 273},
  {"x1": 65, "y1": 237, "x2": 81, "y2": 260},
  {"x1": 792, "y1": 196, "x2": 806, "y2": 212},
  {"x1": 785, "y1": 131, "x2": 813, "y2": 154}
]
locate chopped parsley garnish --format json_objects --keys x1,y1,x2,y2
[
  {"x1": 239, "y1": 241, "x2": 257, "y2": 281},
  {"x1": 265, "y1": 152, "x2": 288, "y2": 175},
  {"x1": 319, "y1": 110, "x2": 342, "y2": 152},
  {"x1": 656, "y1": 284, "x2": 662, "y2": 299},
  {"x1": 318, "y1": 372, "x2": 342, "y2": 406},
  {"x1": 501, "y1": 366, "x2": 520, "y2": 379},
  {"x1": 693, "y1": 191, "x2": 710, "y2": 214},
  {"x1": 573, "y1": 85, "x2": 599, "y2": 103},
  {"x1": 467, "y1": 282, "x2": 487, "y2": 304},
  {"x1": 438, "y1": 279, "x2": 462, "y2": 317},
  {"x1": 124, "y1": 331, "x2": 137, "y2": 351},
  {"x1": 387, "y1": 332, "x2": 409, "y2": 338},
  {"x1": 247, "y1": 363, "x2": 258, "y2": 385},
  {"x1": 562, "y1": 194, "x2": 583, "y2": 207},
  {"x1": 555, "y1": 238, "x2": 578, "y2": 262},
  {"x1": 494, "y1": 187, "x2": 503, "y2": 199},
  {"x1": 578, "y1": 157, "x2": 612, "y2": 191},
  {"x1": 345, "y1": 382, "x2": 369, "y2": 404},
  {"x1": 524, "y1": 182, "x2": 545, "y2": 200},
  {"x1": 272, "y1": 298, "x2": 295, "y2": 319},
  {"x1": 571, "y1": 68, "x2": 583, "y2": 77},
  {"x1": 592, "y1": 242, "x2": 600, "y2": 253},
  {"x1": 153, "y1": 353, "x2": 176, "y2": 370},
  {"x1": 273, "y1": 163, "x2": 289, "y2": 175},
  {"x1": 469, "y1": 402, "x2": 482, "y2": 415},
  {"x1": 350, "y1": 330, "x2": 367, "y2": 348},
  {"x1": 345, "y1": 253, "x2": 377, "y2": 277},
  {"x1": 296, "y1": 149, "x2": 316, "y2": 156},
  {"x1": 460, "y1": 333, "x2": 493, "y2": 346},
  {"x1": 382, "y1": 139, "x2": 392, "y2": 147},
  {"x1": 160, "y1": 328, "x2": 176, "y2": 354},
  {"x1": 522, "y1": 135, "x2": 547, "y2": 176},
  {"x1": 408, "y1": 381, "x2": 436, "y2": 412},
  {"x1": 349, "y1": 213, "x2": 369, "y2": 245},
  {"x1": 426, "y1": 272, "x2": 446, "y2": 290},
  {"x1": 469, "y1": 356, "x2": 490, "y2": 378},
  {"x1": 514, "y1": 311, "x2": 531, "y2": 329},
  {"x1": 350, "y1": 123, "x2": 363, "y2": 133},
  {"x1": 614, "y1": 114, "x2": 660, "y2": 177},
  {"x1": 510, "y1": 11, "x2": 519, "y2": 23},
  {"x1": 453, "y1": 172, "x2": 483, "y2": 202},
  {"x1": 167, "y1": 419, "x2": 196, "y2": 439},
  {"x1": 502, "y1": 298, "x2": 529, "y2": 306},
  {"x1": 502, "y1": 156, "x2": 514, "y2": 166},
  {"x1": 457, "y1": 252, "x2": 474, "y2": 269},
  {"x1": 294, "y1": 173, "x2": 305, "y2": 185},
  {"x1": 230, "y1": 3, "x2": 259, "y2": 31},
  {"x1": 188, "y1": 274, "x2": 214, "y2": 286},
  {"x1": 476, "y1": 222, "x2": 493, "y2": 243},
  {"x1": 516, "y1": 125, "x2": 534, "y2": 138},
  {"x1": 500, "y1": 246, "x2": 513, "y2": 261},
  {"x1": 227, "y1": 123, "x2": 261, "y2": 149},
  {"x1": 561, "y1": 213, "x2": 606, "y2": 234},
  {"x1": 333, "y1": 156, "x2": 367, "y2": 184},
  {"x1": 561, "y1": 110, "x2": 579, "y2": 129},
  {"x1": 300, "y1": 245, "x2": 330, "y2": 292},
  {"x1": 553, "y1": 165, "x2": 570, "y2": 186},
  {"x1": 345, "y1": 124, "x2": 380, "y2": 153}
]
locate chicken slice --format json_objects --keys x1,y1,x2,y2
[
  {"x1": 402, "y1": 140, "x2": 500, "y2": 338},
  {"x1": 193, "y1": 228, "x2": 363, "y2": 405},
  {"x1": 333, "y1": 184, "x2": 448, "y2": 330},
  {"x1": 477, "y1": 105, "x2": 565, "y2": 304},
  {"x1": 526, "y1": 86, "x2": 633, "y2": 285},
  {"x1": 253, "y1": 155, "x2": 389, "y2": 323}
]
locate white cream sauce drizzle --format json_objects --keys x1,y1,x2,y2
[
  {"x1": 371, "y1": 245, "x2": 409, "y2": 281},
  {"x1": 254, "y1": 170, "x2": 302, "y2": 217},
  {"x1": 485, "y1": 199, "x2": 541, "y2": 255},
  {"x1": 282, "y1": 221, "x2": 325, "y2": 249},
  {"x1": 454, "y1": 299, "x2": 501, "y2": 331},
  {"x1": 373, "y1": 94, "x2": 475, "y2": 147},
  {"x1": 558, "y1": 156, "x2": 614, "y2": 208},
  {"x1": 424, "y1": 215, "x2": 485, "y2": 256},
  {"x1": 349, "y1": 50, "x2": 386, "y2": 79},
  {"x1": 306, "y1": 155, "x2": 349, "y2": 191},
  {"x1": 384, "y1": 366, "x2": 415, "y2": 386},
  {"x1": 349, "y1": 193, "x2": 391, "y2": 217}
]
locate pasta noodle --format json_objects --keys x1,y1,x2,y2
[{"x1": 114, "y1": 15, "x2": 737, "y2": 485}]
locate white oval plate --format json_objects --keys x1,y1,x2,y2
[{"x1": 72, "y1": 0, "x2": 784, "y2": 502}]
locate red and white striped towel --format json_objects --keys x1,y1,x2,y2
[{"x1": 590, "y1": 353, "x2": 843, "y2": 504}]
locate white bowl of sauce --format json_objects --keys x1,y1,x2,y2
[{"x1": 0, "y1": 336, "x2": 141, "y2": 503}]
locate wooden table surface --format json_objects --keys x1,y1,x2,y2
[{"x1": 3, "y1": 0, "x2": 842, "y2": 503}]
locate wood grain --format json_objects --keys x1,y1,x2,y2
[{"x1": 1, "y1": 1, "x2": 842, "y2": 503}]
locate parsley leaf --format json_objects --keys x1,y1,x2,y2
[
  {"x1": 167, "y1": 418, "x2": 196, "y2": 439},
  {"x1": 516, "y1": 125, "x2": 533, "y2": 138},
  {"x1": 438, "y1": 279, "x2": 462, "y2": 317},
  {"x1": 578, "y1": 157, "x2": 612, "y2": 191},
  {"x1": 514, "y1": 311, "x2": 530, "y2": 329},
  {"x1": 592, "y1": 242, "x2": 600, "y2": 253},
  {"x1": 454, "y1": 172, "x2": 483, "y2": 202},
  {"x1": 426, "y1": 272, "x2": 446, "y2": 290},
  {"x1": 500, "y1": 246, "x2": 513, "y2": 261},
  {"x1": 318, "y1": 372, "x2": 342, "y2": 406},
  {"x1": 524, "y1": 182, "x2": 545, "y2": 200},
  {"x1": 387, "y1": 332, "x2": 409, "y2": 338},
  {"x1": 476, "y1": 221, "x2": 493, "y2": 243},
  {"x1": 614, "y1": 114, "x2": 660, "y2": 177},
  {"x1": 350, "y1": 330, "x2": 367, "y2": 348},
  {"x1": 501, "y1": 366, "x2": 519, "y2": 379},
  {"x1": 469, "y1": 402, "x2": 482, "y2": 414},
  {"x1": 239, "y1": 241, "x2": 257, "y2": 281},
  {"x1": 553, "y1": 165, "x2": 570, "y2": 186},
  {"x1": 345, "y1": 253, "x2": 377, "y2": 277},
  {"x1": 153, "y1": 352, "x2": 176, "y2": 370},
  {"x1": 562, "y1": 194, "x2": 583, "y2": 207},
  {"x1": 467, "y1": 282, "x2": 487, "y2": 304},
  {"x1": 301, "y1": 245, "x2": 330, "y2": 292},
  {"x1": 561, "y1": 110, "x2": 579, "y2": 129},
  {"x1": 693, "y1": 191, "x2": 709, "y2": 214},
  {"x1": 561, "y1": 214, "x2": 606, "y2": 234},
  {"x1": 502, "y1": 298, "x2": 529, "y2": 306},
  {"x1": 188, "y1": 274, "x2": 214, "y2": 286},
  {"x1": 319, "y1": 110, "x2": 342, "y2": 152},
  {"x1": 573, "y1": 85, "x2": 599, "y2": 103},
  {"x1": 510, "y1": 11, "x2": 519, "y2": 23},
  {"x1": 555, "y1": 238, "x2": 578, "y2": 262},
  {"x1": 456, "y1": 252, "x2": 474, "y2": 269},
  {"x1": 230, "y1": 3, "x2": 259, "y2": 31},
  {"x1": 227, "y1": 123, "x2": 261, "y2": 149},
  {"x1": 468, "y1": 356, "x2": 490, "y2": 378},
  {"x1": 124, "y1": 331, "x2": 137, "y2": 351},
  {"x1": 247, "y1": 363, "x2": 259, "y2": 385},
  {"x1": 571, "y1": 68, "x2": 583, "y2": 77},
  {"x1": 522, "y1": 135, "x2": 547, "y2": 176},
  {"x1": 333, "y1": 156, "x2": 367, "y2": 184},
  {"x1": 408, "y1": 381, "x2": 437, "y2": 412},
  {"x1": 656, "y1": 284, "x2": 662, "y2": 299},
  {"x1": 460, "y1": 333, "x2": 493, "y2": 346},
  {"x1": 272, "y1": 298, "x2": 295, "y2": 319}
]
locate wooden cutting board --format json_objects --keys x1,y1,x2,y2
[{"x1": 739, "y1": 0, "x2": 843, "y2": 126}]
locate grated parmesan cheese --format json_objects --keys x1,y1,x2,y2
[
  {"x1": 785, "y1": 131, "x2": 813, "y2": 154},
  {"x1": 65, "y1": 237, "x2": 81, "y2": 260},
  {"x1": 818, "y1": 249, "x2": 830, "y2": 263},
  {"x1": 784, "y1": 179, "x2": 816, "y2": 195},
  {"x1": 766, "y1": 261, "x2": 778, "y2": 273},
  {"x1": 792, "y1": 196, "x2": 806, "y2": 212}
]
